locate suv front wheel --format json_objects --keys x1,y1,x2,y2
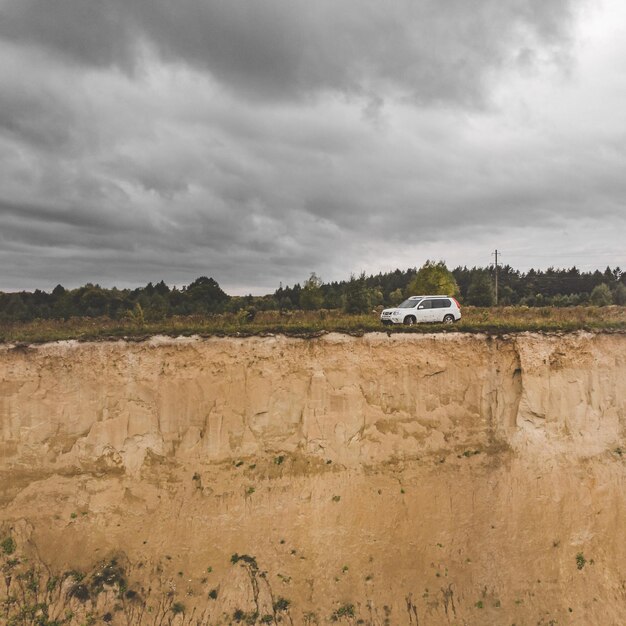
[{"x1": 403, "y1": 316, "x2": 416, "y2": 325}]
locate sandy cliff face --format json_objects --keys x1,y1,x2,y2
[{"x1": 0, "y1": 332, "x2": 625, "y2": 625}]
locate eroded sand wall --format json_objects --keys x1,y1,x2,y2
[{"x1": 0, "y1": 332, "x2": 625, "y2": 625}]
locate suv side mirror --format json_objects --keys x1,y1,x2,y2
[{"x1": 418, "y1": 305, "x2": 424, "y2": 309}]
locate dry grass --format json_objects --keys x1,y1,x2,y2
[{"x1": 1, "y1": 306, "x2": 625, "y2": 344}]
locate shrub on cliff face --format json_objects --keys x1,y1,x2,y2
[
  {"x1": 273, "y1": 596, "x2": 290, "y2": 612},
  {"x1": 233, "y1": 609, "x2": 259, "y2": 625},
  {"x1": 1, "y1": 535, "x2": 16, "y2": 555},
  {"x1": 331, "y1": 603, "x2": 355, "y2": 621},
  {"x1": 90, "y1": 559, "x2": 126, "y2": 594},
  {"x1": 172, "y1": 601, "x2": 186, "y2": 614},
  {"x1": 69, "y1": 582, "x2": 91, "y2": 601},
  {"x1": 230, "y1": 553, "x2": 258, "y2": 570}
]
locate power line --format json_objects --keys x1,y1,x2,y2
[{"x1": 504, "y1": 251, "x2": 623, "y2": 260}]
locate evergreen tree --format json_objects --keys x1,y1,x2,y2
[
  {"x1": 344, "y1": 273, "x2": 371, "y2": 314},
  {"x1": 186, "y1": 276, "x2": 229, "y2": 312},
  {"x1": 466, "y1": 271, "x2": 495, "y2": 306},
  {"x1": 323, "y1": 286, "x2": 343, "y2": 309}
]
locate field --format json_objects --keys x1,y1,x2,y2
[{"x1": 1, "y1": 305, "x2": 625, "y2": 344}]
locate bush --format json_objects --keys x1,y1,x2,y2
[
  {"x1": 331, "y1": 604, "x2": 355, "y2": 621},
  {"x1": 590, "y1": 283, "x2": 613, "y2": 306},
  {"x1": 69, "y1": 583, "x2": 90, "y2": 601},
  {"x1": 172, "y1": 602, "x2": 185, "y2": 614},
  {"x1": 273, "y1": 597, "x2": 290, "y2": 612},
  {"x1": 613, "y1": 283, "x2": 626, "y2": 305},
  {"x1": 1, "y1": 536, "x2": 16, "y2": 555}
]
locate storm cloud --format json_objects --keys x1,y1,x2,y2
[
  {"x1": 0, "y1": 0, "x2": 624, "y2": 293},
  {"x1": 1, "y1": 0, "x2": 578, "y2": 102}
]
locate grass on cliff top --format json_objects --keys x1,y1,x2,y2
[{"x1": 1, "y1": 306, "x2": 625, "y2": 344}]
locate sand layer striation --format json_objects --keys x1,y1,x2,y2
[{"x1": 1, "y1": 332, "x2": 625, "y2": 625}]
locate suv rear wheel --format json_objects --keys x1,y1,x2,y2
[
  {"x1": 404, "y1": 316, "x2": 416, "y2": 325},
  {"x1": 443, "y1": 314, "x2": 455, "y2": 324}
]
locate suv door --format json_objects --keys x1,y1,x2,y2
[
  {"x1": 416, "y1": 299, "x2": 436, "y2": 322},
  {"x1": 432, "y1": 298, "x2": 452, "y2": 322}
]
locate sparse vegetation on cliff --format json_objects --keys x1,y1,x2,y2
[
  {"x1": 1, "y1": 305, "x2": 625, "y2": 344},
  {"x1": 1, "y1": 535, "x2": 16, "y2": 555},
  {"x1": 330, "y1": 603, "x2": 355, "y2": 621},
  {"x1": 2, "y1": 540, "x2": 305, "y2": 625}
]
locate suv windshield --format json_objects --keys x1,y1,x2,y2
[{"x1": 398, "y1": 298, "x2": 422, "y2": 308}]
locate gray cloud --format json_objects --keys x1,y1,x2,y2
[
  {"x1": 0, "y1": 0, "x2": 136, "y2": 69},
  {"x1": 1, "y1": 0, "x2": 625, "y2": 295},
  {"x1": 2, "y1": 0, "x2": 578, "y2": 104}
]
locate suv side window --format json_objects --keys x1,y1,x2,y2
[
  {"x1": 419, "y1": 300, "x2": 433, "y2": 309},
  {"x1": 433, "y1": 299, "x2": 451, "y2": 308}
]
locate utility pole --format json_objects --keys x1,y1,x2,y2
[{"x1": 492, "y1": 249, "x2": 499, "y2": 305}]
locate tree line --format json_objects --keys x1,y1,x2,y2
[{"x1": 1, "y1": 262, "x2": 624, "y2": 322}]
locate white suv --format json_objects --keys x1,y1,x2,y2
[{"x1": 380, "y1": 295, "x2": 461, "y2": 325}]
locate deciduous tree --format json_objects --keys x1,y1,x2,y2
[{"x1": 407, "y1": 261, "x2": 459, "y2": 296}]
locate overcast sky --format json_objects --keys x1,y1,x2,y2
[{"x1": 1, "y1": 0, "x2": 625, "y2": 294}]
